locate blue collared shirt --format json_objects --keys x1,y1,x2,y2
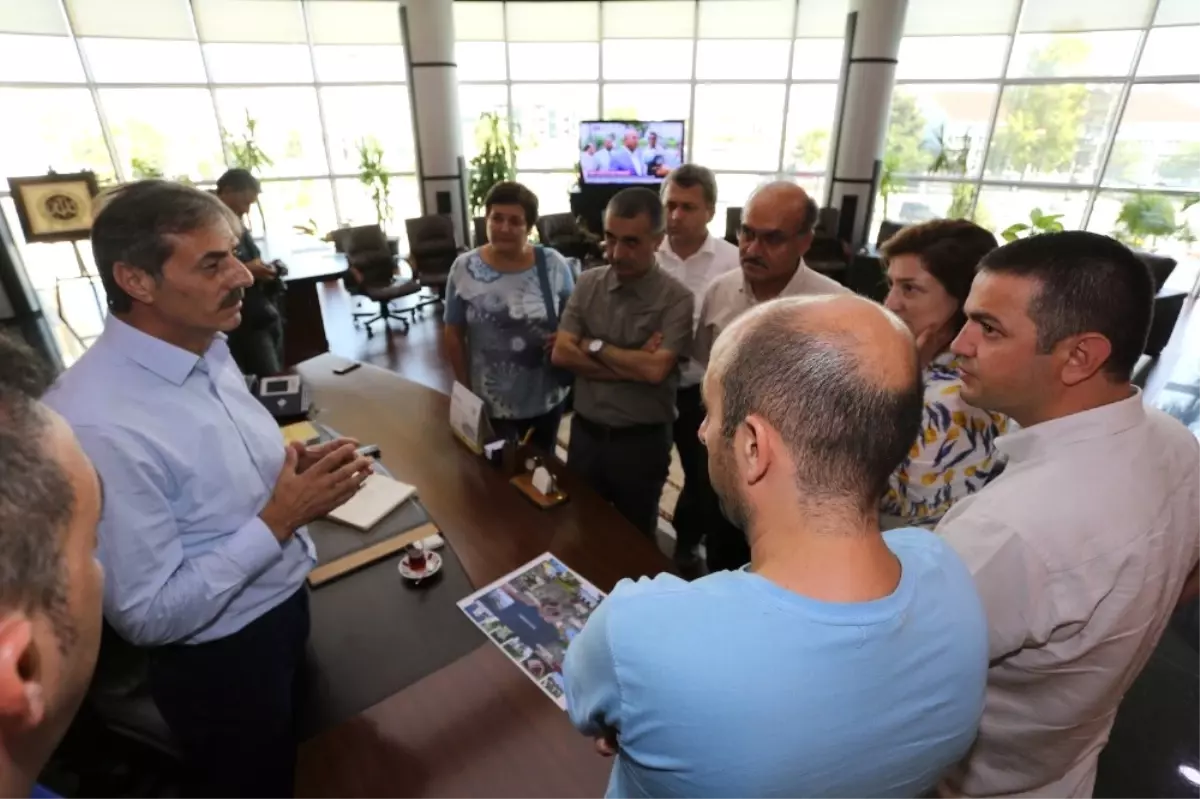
[{"x1": 44, "y1": 317, "x2": 315, "y2": 646}]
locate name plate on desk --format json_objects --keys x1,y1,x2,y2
[{"x1": 449, "y1": 381, "x2": 493, "y2": 454}]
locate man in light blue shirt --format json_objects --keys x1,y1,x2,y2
[
  {"x1": 563, "y1": 295, "x2": 988, "y2": 798},
  {"x1": 45, "y1": 180, "x2": 372, "y2": 797},
  {"x1": 608, "y1": 130, "x2": 647, "y2": 177}
]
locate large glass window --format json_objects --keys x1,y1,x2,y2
[
  {"x1": 692, "y1": 84, "x2": 786, "y2": 171},
  {"x1": 100, "y1": 89, "x2": 226, "y2": 180},
  {"x1": 875, "y1": 0, "x2": 1187, "y2": 247},
  {"x1": 510, "y1": 83, "x2": 599, "y2": 170}
]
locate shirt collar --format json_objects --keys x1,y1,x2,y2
[
  {"x1": 995, "y1": 389, "x2": 1145, "y2": 463},
  {"x1": 605, "y1": 262, "x2": 660, "y2": 293},
  {"x1": 738, "y1": 258, "x2": 810, "y2": 298},
  {"x1": 101, "y1": 315, "x2": 220, "y2": 387},
  {"x1": 658, "y1": 233, "x2": 718, "y2": 262}
]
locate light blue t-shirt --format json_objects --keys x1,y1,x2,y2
[
  {"x1": 562, "y1": 528, "x2": 988, "y2": 798},
  {"x1": 444, "y1": 246, "x2": 575, "y2": 420}
]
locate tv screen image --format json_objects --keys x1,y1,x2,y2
[{"x1": 579, "y1": 120, "x2": 685, "y2": 185}]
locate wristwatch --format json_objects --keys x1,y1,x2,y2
[{"x1": 587, "y1": 339, "x2": 605, "y2": 355}]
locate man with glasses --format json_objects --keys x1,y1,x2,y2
[{"x1": 693, "y1": 181, "x2": 848, "y2": 571}]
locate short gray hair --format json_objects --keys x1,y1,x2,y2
[
  {"x1": 92, "y1": 180, "x2": 239, "y2": 313},
  {"x1": 663, "y1": 163, "x2": 717, "y2": 208},
  {"x1": 606, "y1": 187, "x2": 666, "y2": 235},
  {"x1": 716, "y1": 300, "x2": 922, "y2": 514},
  {"x1": 0, "y1": 333, "x2": 76, "y2": 653}
]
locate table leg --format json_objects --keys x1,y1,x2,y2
[{"x1": 284, "y1": 281, "x2": 331, "y2": 367}]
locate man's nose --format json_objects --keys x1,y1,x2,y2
[
  {"x1": 234, "y1": 261, "x2": 254, "y2": 287},
  {"x1": 950, "y1": 326, "x2": 973, "y2": 356},
  {"x1": 883, "y1": 290, "x2": 902, "y2": 313}
]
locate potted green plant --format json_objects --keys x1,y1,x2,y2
[
  {"x1": 356, "y1": 137, "x2": 397, "y2": 256},
  {"x1": 1001, "y1": 207, "x2": 1065, "y2": 242},
  {"x1": 1112, "y1": 192, "x2": 1191, "y2": 251},
  {"x1": 222, "y1": 111, "x2": 273, "y2": 232},
  {"x1": 878, "y1": 152, "x2": 903, "y2": 222},
  {"x1": 130, "y1": 157, "x2": 163, "y2": 179},
  {"x1": 468, "y1": 112, "x2": 517, "y2": 218}
]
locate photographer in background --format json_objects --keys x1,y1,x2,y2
[{"x1": 215, "y1": 168, "x2": 287, "y2": 377}]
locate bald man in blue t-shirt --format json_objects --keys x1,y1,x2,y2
[{"x1": 563, "y1": 295, "x2": 988, "y2": 798}]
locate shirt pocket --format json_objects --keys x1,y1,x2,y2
[{"x1": 615, "y1": 307, "x2": 661, "y2": 350}]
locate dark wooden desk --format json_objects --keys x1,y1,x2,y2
[
  {"x1": 294, "y1": 354, "x2": 671, "y2": 797},
  {"x1": 281, "y1": 252, "x2": 348, "y2": 368}
]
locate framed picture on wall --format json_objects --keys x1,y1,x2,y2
[{"x1": 6, "y1": 172, "x2": 100, "y2": 244}]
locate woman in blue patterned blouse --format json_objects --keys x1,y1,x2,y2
[
  {"x1": 880, "y1": 219, "x2": 1010, "y2": 527},
  {"x1": 444, "y1": 182, "x2": 575, "y2": 452}
]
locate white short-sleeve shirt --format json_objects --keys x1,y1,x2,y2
[{"x1": 937, "y1": 391, "x2": 1200, "y2": 798}]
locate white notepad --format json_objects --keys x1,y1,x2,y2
[{"x1": 326, "y1": 473, "x2": 417, "y2": 531}]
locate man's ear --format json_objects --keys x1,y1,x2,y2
[
  {"x1": 740, "y1": 415, "x2": 771, "y2": 486},
  {"x1": 0, "y1": 615, "x2": 45, "y2": 733},
  {"x1": 112, "y1": 262, "x2": 156, "y2": 307},
  {"x1": 704, "y1": 205, "x2": 716, "y2": 225},
  {"x1": 1058, "y1": 332, "x2": 1113, "y2": 387}
]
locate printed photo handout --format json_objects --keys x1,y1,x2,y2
[{"x1": 457, "y1": 552, "x2": 605, "y2": 710}]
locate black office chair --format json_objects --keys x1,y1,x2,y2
[
  {"x1": 336, "y1": 224, "x2": 421, "y2": 338},
  {"x1": 725, "y1": 207, "x2": 742, "y2": 244},
  {"x1": 536, "y1": 212, "x2": 592, "y2": 261},
  {"x1": 404, "y1": 215, "x2": 463, "y2": 314},
  {"x1": 876, "y1": 220, "x2": 907, "y2": 248},
  {"x1": 807, "y1": 206, "x2": 850, "y2": 285},
  {"x1": 87, "y1": 622, "x2": 180, "y2": 761}
]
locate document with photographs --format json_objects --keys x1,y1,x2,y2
[{"x1": 457, "y1": 552, "x2": 605, "y2": 710}]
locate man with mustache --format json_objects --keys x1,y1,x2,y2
[
  {"x1": 552, "y1": 187, "x2": 694, "y2": 538},
  {"x1": 44, "y1": 180, "x2": 373, "y2": 796},
  {"x1": 692, "y1": 181, "x2": 848, "y2": 571}
]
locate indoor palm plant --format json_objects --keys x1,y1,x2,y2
[
  {"x1": 468, "y1": 112, "x2": 517, "y2": 217},
  {"x1": 1001, "y1": 207, "x2": 1065, "y2": 242},
  {"x1": 1112, "y1": 192, "x2": 1191, "y2": 250},
  {"x1": 357, "y1": 137, "x2": 397, "y2": 254},
  {"x1": 222, "y1": 111, "x2": 272, "y2": 232}
]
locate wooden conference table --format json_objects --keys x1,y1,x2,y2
[
  {"x1": 279, "y1": 250, "x2": 348, "y2": 368},
  {"x1": 293, "y1": 354, "x2": 671, "y2": 797}
]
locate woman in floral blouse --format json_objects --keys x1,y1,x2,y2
[{"x1": 880, "y1": 219, "x2": 1010, "y2": 527}]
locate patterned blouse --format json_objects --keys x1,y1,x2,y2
[
  {"x1": 444, "y1": 247, "x2": 575, "y2": 420},
  {"x1": 882, "y1": 351, "x2": 1010, "y2": 527}
]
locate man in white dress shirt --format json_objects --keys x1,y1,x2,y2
[
  {"x1": 655, "y1": 164, "x2": 740, "y2": 570},
  {"x1": 936, "y1": 231, "x2": 1200, "y2": 798},
  {"x1": 693, "y1": 181, "x2": 848, "y2": 572}
]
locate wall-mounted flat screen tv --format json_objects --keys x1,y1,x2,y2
[{"x1": 578, "y1": 120, "x2": 685, "y2": 185}]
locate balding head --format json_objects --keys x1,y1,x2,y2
[
  {"x1": 738, "y1": 182, "x2": 820, "y2": 291},
  {"x1": 746, "y1": 181, "x2": 819, "y2": 235},
  {"x1": 702, "y1": 295, "x2": 922, "y2": 526}
]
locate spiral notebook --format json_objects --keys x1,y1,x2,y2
[{"x1": 326, "y1": 473, "x2": 418, "y2": 531}]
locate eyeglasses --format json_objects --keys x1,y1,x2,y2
[{"x1": 738, "y1": 224, "x2": 799, "y2": 248}]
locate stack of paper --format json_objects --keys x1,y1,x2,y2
[
  {"x1": 282, "y1": 421, "x2": 322, "y2": 446},
  {"x1": 327, "y1": 473, "x2": 418, "y2": 531}
]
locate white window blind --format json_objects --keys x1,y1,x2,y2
[
  {"x1": 699, "y1": 0, "x2": 793, "y2": 38},
  {"x1": 1155, "y1": 0, "x2": 1200, "y2": 27},
  {"x1": 65, "y1": 0, "x2": 194, "y2": 39},
  {"x1": 0, "y1": 0, "x2": 67, "y2": 35},
  {"x1": 453, "y1": 1, "x2": 505, "y2": 41},
  {"x1": 1019, "y1": 0, "x2": 1154, "y2": 32},
  {"x1": 307, "y1": 1, "x2": 402, "y2": 45},
  {"x1": 506, "y1": 2, "x2": 599, "y2": 42},
  {"x1": 795, "y1": 0, "x2": 848, "y2": 38},
  {"x1": 192, "y1": 0, "x2": 307, "y2": 44},
  {"x1": 602, "y1": 1, "x2": 695, "y2": 38},
  {"x1": 903, "y1": 0, "x2": 1017, "y2": 35}
]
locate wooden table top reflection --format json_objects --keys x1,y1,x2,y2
[{"x1": 294, "y1": 354, "x2": 671, "y2": 797}]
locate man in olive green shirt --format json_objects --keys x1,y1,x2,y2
[{"x1": 552, "y1": 188, "x2": 694, "y2": 537}]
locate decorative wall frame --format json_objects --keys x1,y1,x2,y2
[{"x1": 7, "y1": 172, "x2": 100, "y2": 244}]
